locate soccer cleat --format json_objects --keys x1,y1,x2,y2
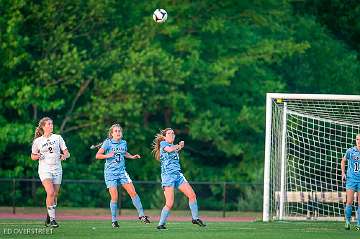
[
  {"x1": 139, "y1": 215, "x2": 151, "y2": 224},
  {"x1": 355, "y1": 225, "x2": 360, "y2": 231},
  {"x1": 50, "y1": 220, "x2": 59, "y2": 228},
  {"x1": 112, "y1": 221, "x2": 119, "y2": 228},
  {"x1": 345, "y1": 222, "x2": 351, "y2": 230},
  {"x1": 44, "y1": 214, "x2": 50, "y2": 227},
  {"x1": 192, "y1": 218, "x2": 206, "y2": 227},
  {"x1": 156, "y1": 224, "x2": 167, "y2": 230}
]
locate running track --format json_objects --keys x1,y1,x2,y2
[{"x1": 0, "y1": 213, "x2": 255, "y2": 222}]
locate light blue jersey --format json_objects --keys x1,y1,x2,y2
[
  {"x1": 345, "y1": 146, "x2": 360, "y2": 182},
  {"x1": 101, "y1": 139, "x2": 127, "y2": 175},
  {"x1": 160, "y1": 141, "x2": 181, "y2": 175}
]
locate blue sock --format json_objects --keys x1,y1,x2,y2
[
  {"x1": 189, "y1": 200, "x2": 199, "y2": 220},
  {"x1": 159, "y1": 207, "x2": 170, "y2": 226},
  {"x1": 345, "y1": 205, "x2": 352, "y2": 224},
  {"x1": 357, "y1": 207, "x2": 360, "y2": 226},
  {"x1": 110, "y1": 201, "x2": 117, "y2": 222},
  {"x1": 131, "y1": 194, "x2": 144, "y2": 217}
]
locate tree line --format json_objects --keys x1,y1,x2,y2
[{"x1": 1, "y1": 0, "x2": 359, "y2": 185}]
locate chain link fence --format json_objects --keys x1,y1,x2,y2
[{"x1": 0, "y1": 178, "x2": 263, "y2": 217}]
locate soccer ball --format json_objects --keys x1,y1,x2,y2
[{"x1": 153, "y1": 9, "x2": 167, "y2": 23}]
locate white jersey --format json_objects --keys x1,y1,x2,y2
[{"x1": 32, "y1": 134, "x2": 67, "y2": 172}]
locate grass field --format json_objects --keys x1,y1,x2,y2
[{"x1": 0, "y1": 219, "x2": 359, "y2": 239}]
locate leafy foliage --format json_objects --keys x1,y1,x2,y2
[{"x1": 0, "y1": 0, "x2": 359, "y2": 189}]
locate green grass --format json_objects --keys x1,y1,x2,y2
[{"x1": 0, "y1": 220, "x2": 359, "y2": 239}]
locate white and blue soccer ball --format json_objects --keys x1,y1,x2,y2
[{"x1": 153, "y1": 9, "x2": 167, "y2": 23}]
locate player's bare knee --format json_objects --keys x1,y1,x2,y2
[
  {"x1": 188, "y1": 192, "x2": 196, "y2": 201},
  {"x1": 110, "y1": 192, "x2": 118, "y2": 202},
  {"x1": 47, "y1": 190, "x2": 55, "y2": 198},
  {"x1": 165, "y1": 202, "x2": 173, "y2": 210},
  {"x1": 127, "y1": 188, "x2": 137, "y2": 198}
]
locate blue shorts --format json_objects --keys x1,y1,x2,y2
[
  {"x1": 105, "y1": 170, "x2": 132, "y2": 188},
  {"x1": 161, "y1": 172, "x2": 187, "y2": 189},
  {"x1": 346, "y1": 180, "x2": 360, "y2": 192}
]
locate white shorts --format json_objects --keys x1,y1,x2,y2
[{"x1": 38, "y1": 171, "x2": 62, "y2": 185}]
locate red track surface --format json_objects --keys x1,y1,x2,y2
[{"x1": 0, "y1": 213, "x2": 255, "y2": 222}]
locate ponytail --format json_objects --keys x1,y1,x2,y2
[
  {"x1": 33, "y1": 117, "x2": 52, "y2": 141},
  {"x1": 152, "y1": 128, "x2": 172, "y2": 161},
  {"x1": 34, "y1": 126, "x2": 44, "y2": 139}
]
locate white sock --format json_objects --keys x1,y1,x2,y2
[{"x1": 47, "y1": 205, "x2": 56, "y2": 221}]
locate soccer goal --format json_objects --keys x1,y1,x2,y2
[{"x1": 263, "y1": 93, "x2": 360, "y2": 222}]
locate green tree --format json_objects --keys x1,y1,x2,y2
[{"x1": 0, "y1": 0, "x2": 359, "y2": 190}]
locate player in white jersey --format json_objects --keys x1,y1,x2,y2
[{"x1": 31, "y1": 117, "x2": 70, "y2": 228}]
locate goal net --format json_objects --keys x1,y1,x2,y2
[{"x1": 263, "y1": 93, "x2": 360, "y2": 221}]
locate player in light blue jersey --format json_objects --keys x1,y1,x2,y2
[
  {"x1": 95, "y1": 124, "x2": 150, "y2": 227},
  {"x1": 152, "y1": 128, "x2": 206, "y2": 230},
  {"x1": 341, "y1": 133, "x2": 360, "y2": 231}
]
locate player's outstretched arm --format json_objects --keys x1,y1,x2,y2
[
  {"x1": 164, "y1": 141, "x2": 185, "y2": 153},
  {"x1": 125, "y1": 152, "x2": 141, "y2": 159}
]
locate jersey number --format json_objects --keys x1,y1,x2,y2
[
  {"x1": 48, "y1": 147, "x2": 53, "y2": 153},
  {"x1": 115, "y1": 153, "x2": 121, "y2": 162},
  {"x1": 354, "y1": 162, "x2": 359, "y2": 173}
]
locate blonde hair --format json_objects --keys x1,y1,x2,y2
[
  {"x1": 152, "y1": 128, "x2": 172, "y2": 161},
  {"x1": 34, "y1": 117, "x2": 52, "y2": 140},
  {"x1": 108, "y1": 124, "x2": 122, "y2": 139}
]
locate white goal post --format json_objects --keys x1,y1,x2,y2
[{"x1": 263, "y1": 93, "x2": 360, "y2": 222}]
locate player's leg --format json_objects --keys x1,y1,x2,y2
[
  {"x1": 52, "y1": 171, "x2": 62, "y2": 207},
  {"x1": 50, "y1": 171, "x2": 62, "y2": 226},
  {"x1": 49, "y1": 183, "x2": 61, "y2": 227},
  {"x1": 41, "y1": 179, "x2": 58, "y2": 227},
  {"x1": 178, "y1": 181, "x2": 206, "y2": 227},
  {"x1": 39, "y1": 172, "x2": 51, "y2": 226},
  {"x1": 345, "y1": 188, "x2": 355, "y2": 230},
  {"x1": 356, "y1": 187, "x2": 360, "y2": 231},
  {"x1": 157, "y1": 186, "x2": 174, "y2": 229},
  {"x1": 122, "y1": 182, "x2": 150, "y2": 223},
  {"x1": 108, "y1": 182, "x2": 119, "y2": 228},
  {"x1": 48, "y1": 170, "x2": 62, "y2": 227}
]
